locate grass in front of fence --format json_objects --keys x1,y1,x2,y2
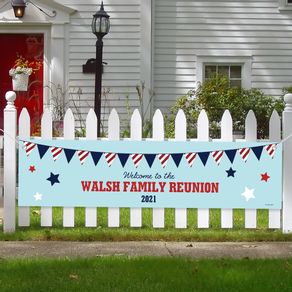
[
  {"x1": 1, "y1": 257, "x2": 292, "y2": 291},
  {"x1": 1, "y1": 207, "x2": 292, "y2": 241}
]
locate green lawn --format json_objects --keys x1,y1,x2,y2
[
  {"x1": 0, "y1": 257, "x2": 292, "y2": 292},
  {"x1": 1, "y1": 207, "x2": 292, "y2": 241}
]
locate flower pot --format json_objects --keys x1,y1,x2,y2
[
  {"x1": 12, "y1": 73, "x2": 29, "y2": 91},
  {"x1": 53, "y1": 120, "x2": 64, "y2": 137}
]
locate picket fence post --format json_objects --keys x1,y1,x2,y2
[
  {"x1": 85, "y1": 109, "x2": 98, "y2": 227},
  {"x1": 130, "y1": 109, "x2": 142, "y2": 227},
  {"x1": 221, "y1": 110, "x2": 233, "y2": 228},
  {"x1": 175, "y1": 109, "x2": 187, "y2": 228},
  {"x1": 3, "y1": 91, "x2": 17, "y2": 232},
  {"x1": 152, "y1": 109, "x2": 165, "y2": 228},
  {"x1": 197, "y1": 110, "x2": 209, "y2": 228},
  {"x1": 108, "y1": 108, "x2": 120, "y2": 227},
  {"x1": 63, "y1": 109, "x2": 75, "y2": 227},
  {"x1": 40, "y1": 109, "x2": 53, "y2": 227},
  {"x1": 269, "y1": 110, "x2": 281, "y2": 229},
  {"x1": 18, "y1": 108, "x2": 30, "y2": 227},
  {"x1": 283, "y1": 93, "x2": 292, "y2": 233},
  {"x1": 245, "y1": 110, "x2": 257, "y2": 228}
]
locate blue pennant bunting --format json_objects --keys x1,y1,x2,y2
[
  {"x1": 28, "y1": 140, "x2": 267, "y2": 168},
  {"x1": 144, "y1": 154, "x2": 156, "y2": 168},
  {"x1": 64, "y1": 149, "x2": 76, "y2": 163},
  {"x1": 91, "y1": 152, "x2": 102, "y2": 166},
  {"x1": 118, "y1": 153, "x2": 129, "y2": 167},
  {"x1": 225, "y1": 149, "x2": 237, "y2": 164},
  {"x1": 251, "y1": 146, "x2": 264, "y2": 161},
  {"x1": 198, "y1": 152, "x2": 210, "y2": 166},
  {"x1": 37, "y1": 144, "x2": 49, "y2": 159},
  {"x1": 171, "y1": 153, "x2": 183, "y2": 168}
]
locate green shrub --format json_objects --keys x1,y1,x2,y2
[{"x1": 166, "y1": 75, "x2": 285, "y2": 139}]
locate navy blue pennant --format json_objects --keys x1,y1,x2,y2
[
  {"x1": 144, "y1": 154, "x2": 156, "y2": 168},
  {"x1": 171, "y1": 153, "x2": 183, "y2": 167},
  {"x1": 251, "y1": 146, "x2": 264, "y2": 161},
  {"x1": 37, "y1": 144, "x2": 49, "y2": 159},
  {"x1": 91, "y1": 152, "x2": 102, "y2": 166},
  {"x1": 118, "y1": 153, "x2": 129, "y2": 167},
  {"x1": 198, "y1": 152, "x2": 210, "y2": 166},
  {"x1": 64, "y1": 148, "x2": 76, "y2": 163},
  {"x1": 225, "y1": 149, "x2": 237, "y2": 164}
]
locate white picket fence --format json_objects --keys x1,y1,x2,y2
[{"x1": 3, "y1": 91, "x2": 292, "y2": 233}]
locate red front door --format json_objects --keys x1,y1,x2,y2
[{"x1": 0, "y1": 33, "x2": 44, "y2": 135}]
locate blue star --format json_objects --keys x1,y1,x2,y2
[
  {"x1": 47, "y1": 172, "x2": 60, "y2": 186},
  {"x1": 226, "y1": 167, "x2": 236, "y2": 177}
]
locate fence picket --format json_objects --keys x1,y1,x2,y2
[
  {"x1": 197, "y1": 110, "x2": 209, "y2": 228},
  {"x1": 175, "y1": 109, "x2": 187, "y2": 228},
  {"x1": 268, "y1": 110, "x2": 281, "y2": 229},
  {"x1": 18, "y1": 108, "x2": 30, "y2": 227},
  {"x1": 63, "y1": 109, "x2": 75, "y2": 227},
  {"x1": 130, "y1": 109, "x2": 142, "y2": 227},
  {"x1": 152, "y1": 109, "x2": 165, "y2": 228},
  {"x1": 108, "y1": 109, "x2": 120, "y2": 227},
  {"x1": 40, "y1": 109, "x2": 53, "y2": 227},
  {"x1": 85, "y1": 109, "x2": 98, "y2": 227},
  {"x1": 221, "y1": 110, "x2": 233, "y2": 228},
  {"x1": 3, "y1": 92, "x2": 17, "y2": 232},
  {"x1": 245, "y1": 110, "x2": 257, "y2": 228},
  {"x1": 283, "y1": 94, "x2": 292, "y2": 233}
]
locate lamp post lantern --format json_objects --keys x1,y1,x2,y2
[
  {"x1": 11, "y1": 0, "x2": 26, "y2": 18},
  {"x1": 92, "y1": 1, "x2": 110, "y2": 137}
]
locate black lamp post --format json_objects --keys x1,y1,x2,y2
[{"x1": 92, "y1": 1, "x2": 110, "y2": 137}]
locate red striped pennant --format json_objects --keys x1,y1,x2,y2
[
  {"x1": 239, "y1": 148, "x2": 250, "y2": 162},
  {"x1": 158, "y1": 154, "x2": 170, "y2": 168},
  {"x1": 131, "y1": 154, "x2": 143, "y2": 168},
  {"x1": 265, "y1": 144, "x2": 277, "y2": 158},
  {"x1": 23, "y1": 142, "x2": 36, "y2": 156},
  {"x1": 77, "y1": 150, "x2": 89, "y2": 165},
  {"x1": 50, "y1": 147, "x2": 63, "y2": 161},
  {"x1": 184, "y1": 153, "x2": 197, "y2": 167},
  {"x1": 212, "y1": 150, "x2": 224, "y2": 165},
  {"x1": 104, "y1": 152, "x2": 116, "y2": 167}
]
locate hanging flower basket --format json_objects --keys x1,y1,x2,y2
[
  {"x1": 9, "y1": 54, "x2": 42, "y2": 92},
  {"x1": 11, "y1": 72, "x2": 30, "y2": 91},
  {"x1": 9, "y1": 67, "x2": 32, "y2": 92}
]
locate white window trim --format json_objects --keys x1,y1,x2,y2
[
  {"x1": 196, "y1": 56, "x2": 252, "y2": 89},
  {"x1": 279, "y1": 0, "x2": 292, "y2": 11}
]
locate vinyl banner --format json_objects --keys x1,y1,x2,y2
[{"x1": 18, "y1": 139, "x2": 282, "y2": 209}]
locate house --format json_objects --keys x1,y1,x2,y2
[{"x1": 1, "y1": 0, "x2": 292, "y2": 133}]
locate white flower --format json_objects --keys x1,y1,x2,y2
[{"x1": 9, "y1": 67, "x2": 32, "y2": 77}]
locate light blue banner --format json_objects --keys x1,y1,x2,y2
[{"x1": 18, "y1": 139, "x2": 282, "y2": 209}]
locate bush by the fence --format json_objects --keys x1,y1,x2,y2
[{"x1": 165, "y1": 75, "x2": 285, "y2": 139}]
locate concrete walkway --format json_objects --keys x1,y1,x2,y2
[{"x1": 0, "y1": 241, "x2": 292, "y2": 259}]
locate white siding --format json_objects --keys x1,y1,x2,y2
[
  {"x1": 154, "y1": 0, "x2": 292, "y2": 113},
  {"x1": 61, "y1": 0, "x2": 141, "y2": 129}
]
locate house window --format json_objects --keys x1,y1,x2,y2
[
  {"x1": 204, "y1": 64, "x2": 242, "y2": 87},
  {"x1": 279, "y1": 0, "x2": 292, "y2": 10}
]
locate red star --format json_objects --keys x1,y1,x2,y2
[
  {"x1": 261, "y1": 172, "x2": 270, "y2": 182},
  {"x1": 29, "y1": 165, "x2": 36, "y2": 173}
]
